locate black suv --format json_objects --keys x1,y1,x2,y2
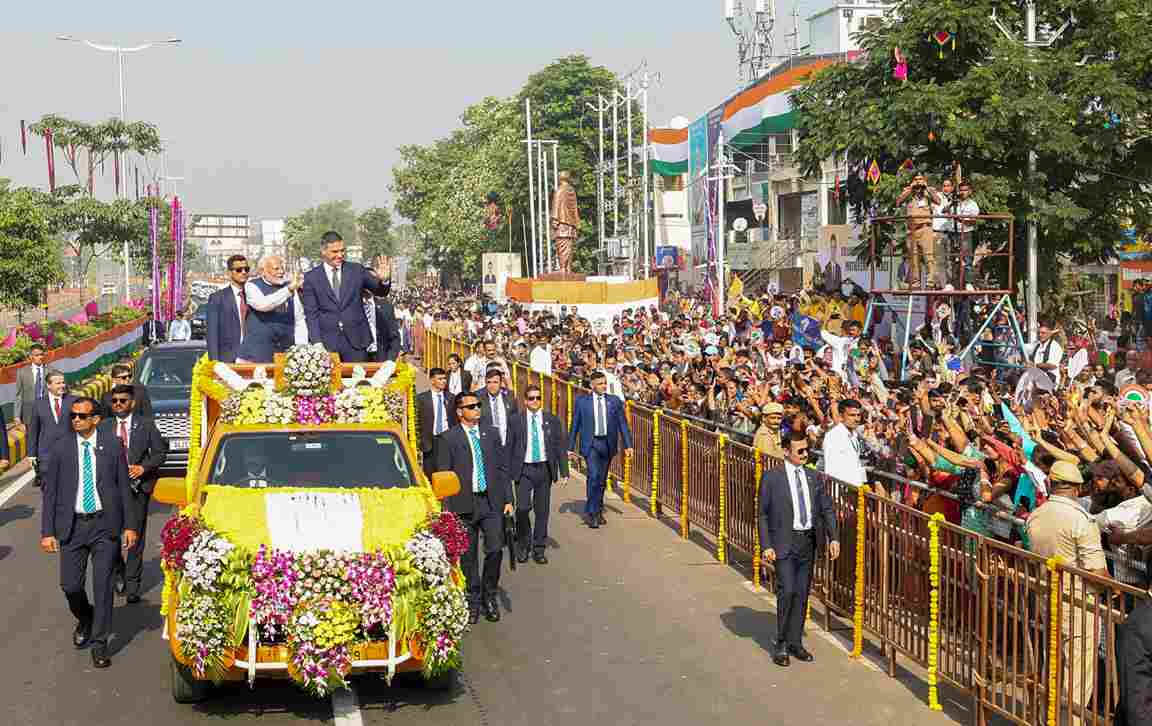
[{"x1": 134, "y1": 340, "x2": 207, "y2": 475}]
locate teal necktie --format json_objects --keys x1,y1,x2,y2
[
  {"x1": 531, "y1": 413, "x2": 542, "y2": 462},
  {"x1": 468, "y1": 428, "x2": 487, "y2": 493},
  {"x1": 81, "y1": 441, "x2": 97, "y2": 513}
]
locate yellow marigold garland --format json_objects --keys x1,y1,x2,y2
[
  {"x1": 650, "y1": 410, "x2": 661, "y2": 516},
  {"x1": 717, "y1": 433, "x2": 728, "y2": 563},
  {"x1": 566, "y1": 381, "x2": 573, "y2": 433},
  {"x1": 851, "y1": 484, "x2": 869, "y2": 658},
  {"x1": 1046, "y1": 556, "x2": 1063, "y2": 726},
  {"x1": 551, "y1": 377, "x2": 558, "y2": 416},
  {"x1": 680, "y1": 419, "x2": 690, "y2": 539},
  {"x1": 753, "y1": 449, "x2": 763, "y2": 589},
  {"x1": 160, "y1": 561, "x2": 175, "y2": 617},
  {"x1": 408, "y1": 381, "x2": 419, "y2": 475},
  {"x1": 622, "y1": 401, "x2": 632, "y2": 503},
  {"x1": 185, "y1": 355, "x2": 214, "y2": 500},
  {"x1": 927, "y1": 512, "x2": 944, "y2": 711}
]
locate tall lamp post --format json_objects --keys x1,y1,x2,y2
[{"x1": 56, "y1": 34, "x2": 182, "y2": 304}]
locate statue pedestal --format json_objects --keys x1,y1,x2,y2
[{"x1": 534, "y1": 271, "x2": 586, "y2": 282}]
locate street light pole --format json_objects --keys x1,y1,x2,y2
[{"x1": 57, "y1": 34, "x2": 181, "y2": 304}]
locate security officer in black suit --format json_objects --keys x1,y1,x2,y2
[
  {"x1": 506, "y1": 384, "x2": 568, "y2": 564},
  {"x1": 478, "y1": 368, "x2": 518, "y2": 448},
  {"x1": 40, "y1": 396, "x2": 135, "y2": 669},
  {"x1": 415, "y1": 368, "x2": 456, "y2": 477},
  {"x1": 100, "y1": 384, "x2": 169, "y2": 603},
  {"x1": 435, "y1": 391, "x2": 512, "y2": 624},
  {"x1": 758, "y1": 431, "x2": 840, "y2": 667}
]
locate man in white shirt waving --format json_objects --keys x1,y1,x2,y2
[
  {"x1": 167, "y1": 309, "x2": 192, "y2": 342},
  {"x1": 821, "y1": 399, "x2": 867, "y2": 487},
  {"x1": 1030, "y1": 320, "x2": 1064, "y2": 387},
  {"x1": 820, "y1": 318, "x2": 861, "y2": 384}
]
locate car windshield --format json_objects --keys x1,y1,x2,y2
[
  {"x1": 138, "y1": 352, "x2": 197, "y2": 387},
  {"x1": 208, "y1": 431, "x2": 415, "y2": 489}
]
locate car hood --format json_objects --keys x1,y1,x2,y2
[{"x1": 147, "y1": 387, "x2": 192, "y2": 414}]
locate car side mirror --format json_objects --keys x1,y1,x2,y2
[
  {"x1": 430, "y1": 471, "x2": 460, "y2": 500},
  {"x1": 153, "y1": 477, "x2": 188, "y2": 507}
]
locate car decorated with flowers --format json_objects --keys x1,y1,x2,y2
[{"x1": 152, "y1": 344, "x2": 468, "y2": 703}]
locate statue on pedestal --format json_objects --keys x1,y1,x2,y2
[{"x1": 550, "y1": 171, "x2": 580, "y2": 275}]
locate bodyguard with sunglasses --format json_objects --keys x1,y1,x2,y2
[
  {"x1": 506, "y1": 385, "x2": 568, "y2": 564},
  {"x1": 206, "y1": 254, "x2": 250, "y2": 362},
  {"x1": 758, "y1": 431, "x2": 840, "y2": 667},
  {"x1": 40, "y1": 397, "x2": 136, "y2": 669},
  {"x1": 100, "y1": 384, "x2": 168, "y2": 603}
]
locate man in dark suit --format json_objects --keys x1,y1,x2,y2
[
  {"x1": 758, "y1": 431, "x2": 840, "y2": 667},
  {"x1": 28, "y1": 369, "x2": 75, "y2": 469},
  {"x1": 506, "y1": 384, "x2": 568, "y2": 564},
  {"x1": 361, "y1": 288, "x2": 402, "y2": 362},
  {"x1": 13, "y1": 343, "x2": 48, "y2": 425},
  {"x1": 435, "y1": 392, "x2": 512, "y2": 624},
  {"x1": 569, "y1": 370, "x2": 633, "y2": 528},
  {"x1": 206, "y1": 255, "x2": 249, "y2": 362},
  {"x1": 478, "y1": 368, "x2": 518, "y2": 448},
  {"x1": 99, "y1": 364, "x2": 152, "y2": 418},
  {"x1": 100, "y1": 384, "x2": 168, "y2": 603},
  {"x1": 40, "y1": 396, "x2": 136, "y2": 669},
  {"x1": 415, "y1": 368, "x2": 456, "y2": 477},
  {"x1": 446, "y1": 353, "x2": 472, "y2": 396},
  {"x1": 141, "y1": 311, "x2": 166, "y2": 346},
  {"x1": 299, "y1": 231, "x2": 391, "y2": 362}
]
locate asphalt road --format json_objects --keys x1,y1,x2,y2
[{"x1": 0, "y1": 451, "x2": 969, "y2": 726}]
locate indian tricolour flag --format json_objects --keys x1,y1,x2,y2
[
  {"x1": 721, "y1": 59, "x2": 836, "y2": 148},
  {"x1": 648, "y1": 127, "x2": 688, "y2": 176}
]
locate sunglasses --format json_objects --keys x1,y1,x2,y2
[
  {"x1": 111, "y1": 397, "x2": 133, "y2": 404},
  {"x1": 458, "y1": 403, "x2": 481, "y2": 410},
  {"x1": 113, "y1": 375, "x2": 131, "y2": 380},
  {"x1": 231, "y1": 266, "x2": 250, "y2": 273},
  {"x1": 70, "y1": 412, "x2": 95, "y2": 420},
  {"x1": 526, "y1": 395, "x2": 542, "y2": 401}
]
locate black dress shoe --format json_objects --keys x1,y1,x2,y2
[
  {"x1": 597, "y1": 513, "x2": 607, "y2": 525},
  {"x1": 516, "y1": 547, "x2": 530, "y2": 564},
  {"x1": 73, "y1": 620, "x2": 92, "y2": 649},
  {"x1": 772, "y1": 650, "x2": 790, "y2": 667},
  {"x1": 588, "y1": 518, "x2": 600, "y2": 529},
  {"x1": 468, "y1": 607, "x2": 480, "y2": 625},
  {"x1": 114, "y1": 573, "x2": 126, "y2": 595},
  {"x1": 532, "y1": 551, "x2": 548, "y2": 565},
  {"x1": 91, "y1": 644, "x2": 111, "y2": 669},
  {"x1": 482, "y1": 597, "x2": 500, "y2": 622},
  {"x1": 126, "y1": 594, "x2": 142, "y2": 604},
  {"x1": 787, "y1": 645, "x2": 814, "y2": 662}
]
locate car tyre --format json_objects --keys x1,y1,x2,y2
[
  {"x1": 171, "y1": 656, "x2": 211, "y2": 703},
  {"x1": 424, "y1": 669, "x2": 458, "y2": 691}
]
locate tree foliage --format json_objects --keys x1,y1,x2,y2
[
  {"x1": 391, "y1": 55, "x2": 637, "y2": 282},
  {"x1": 284, "y1": 200, "x2": 359, "y2": 264},
  {"x1": 791, "y1": 0, "x2": 1152, "y2": 291},
  {"x1": 0, "y1": 185, "x2": 65, "y2": 313},
  {"x1": 357, "y1": 206, "x2": 395, "y2": 261},
  {"x1": 28, "y1": 115, "x2": 161, "y2": 187}
]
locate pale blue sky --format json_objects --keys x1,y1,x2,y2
[{"x1": 1, "y1": 1, "x2": 825, "y2": 221}]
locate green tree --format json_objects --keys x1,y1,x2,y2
[
  {"x1": 0, "y1": 187, "x2": 65, "y2": 316},
  {"x1": 28, "y1": 115, "x2": 161, "y2": 192},
  {"x1": 284, "y1": 200, "x2": 358, "y2": 264},
  {"x1": 357, "y1": 206, "x2": 395, "y2": 260},
  {"x1": 791, "y1": 0, "x2": 1152, "y2": 295}
]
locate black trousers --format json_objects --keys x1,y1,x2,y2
[
  {"x1": 516, "y1": 462, "x2": 552, "y2": 553},
  {"x1": 60, "y1": 513, "x2": 120, "y2": 646},
  {"x1": 775, "y1": 530, "x2": 815, "y2": 648},
  {"x1": 460, "y1": 494, "x2": 504, "y2": 607},
  {"x1": 115, "y1": 491, "x2": 150, "y2": 597}
]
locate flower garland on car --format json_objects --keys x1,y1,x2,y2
[
  {"x1": 160, "y1": 508, "x2": 471, "y2": 697},
  {"x1": 282, "y1": 343, "x2": 333, "y2": 396}
]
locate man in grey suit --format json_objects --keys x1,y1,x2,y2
[{"x1": 13, "y1": 343, "x2": 48, "y2": 425}]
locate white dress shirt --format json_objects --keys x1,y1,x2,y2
[
  {"x1": 529, "y1": 345, "x2": 552, "y2": 376},
  {"x1": 168, "y1": 318, "x2": 192, "y2": 341},
  {"x1": 819, "y1": 329, "x2": 858, "y2": 383},
  {"x1": 523, "y1": 410, "x2": 547, "y2": 464},
  {"x1": 1030, "y1": 338, "x2": 1064, "y2": 386},
  {"x1": 593, "y1": 394, "x2": 608, "y2": 437},
  {"x1": 323, "y1": 262, "x2": 343, "y2": 293},
  {"x1": 47, "y1": 394, "x2": 64, "y2": 425},
  {"x1": 231, "y1": 284, "x2": 247, "y2": 341},
  {"x1": 822, "y1": 423, "x2": 866, "y2": 487},
  {"x1": 244, "y1": 279, "x2": 308, "y2": 345},
  {"x1": 448, "y1": 370, "x2": 464, "y2": 396},
  {"x1": 74, "y1": 432, "x2": 103, "y2": 513},
  {"x1": 114, "y1": 414, "x2": 133, "y2": 450},
  {"x1": 432, "y1": 391, "x2": 449, "y2": 436},
  {"x1": 488, "y1": 393, "x2": 508, "y2": 444},
  {"x1": 785, "y1": 461, "x2": 813, "y2": 530}
]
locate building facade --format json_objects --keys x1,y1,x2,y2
[{"x1": 191, "y1": 214, "x2": 250, "y2": 272}]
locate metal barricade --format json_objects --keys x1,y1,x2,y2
[
  {"x1": 684, "y1": 424, "x2": 720, "y2": 538},
  {"x1": 629, "y1": 406, "x2": 655, "y2": 504},
  {"x1": 657, "y1": 413, "x2": 683, "y2": 517},
  {"x1": 724, "y1": 441, "x2": 758, "y2": 557}
]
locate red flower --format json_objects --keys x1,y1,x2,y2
[
  {"x1": 427, "y1": 512, "x2": 469, "y2": 562},
  {"x1": 160, "y1": 514, "x2": 203, "y2": 570}
]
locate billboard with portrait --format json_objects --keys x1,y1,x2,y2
[{"x1": 481, "y1": 252, "x2": 523, "y2": 299}]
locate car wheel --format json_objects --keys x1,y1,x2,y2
[
  {"x1": 424, "y1": 669, "x2": 458, "y2": 691},
  {"x1": 171, "y1": 656, "x2": 211, "y2": 703}
]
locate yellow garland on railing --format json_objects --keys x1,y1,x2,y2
[
  {"x1": 927, "y1": 512, "x2": 944, "y2": 711},
  {"x1": 650, "y1": 410, "x2": 661, "y2": 516},
  {"x1": 1046, "y1": 556, "x2": 1063, "y2": 726},
  {"x1": 160, "y1": 561, "x2": 175, "y2": 617},
  {"x1": 408, "y1": 381, "x2": 419, "y2": 477},
  {"x1": 622, "y1": 401, "x2": 632, "y2": 503},
  {"x1": 680, "y1": 419, "x2": 690, "y2": 539},
  {"x1": 185, "y1": 355, "x2": 214, "y2": 500},
  {"x1": 851, "y1": 484, "x2": 869, "y2": 658},
  {"x1": 566, "y1": 381, "x2": 573, "y2": 433},
  {"x1": 551, "y1": 376, "x2": 558, "y2": 416},
  {"x1": 717, "y1": 434, "x2": 728, "y2": 563},
  {"x1": 753, "y1": 449, "x2": 763, "y2": 589}
]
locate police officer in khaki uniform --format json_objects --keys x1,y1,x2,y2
[
  {"x1": 754, "y1": 402, "x2": 786, "y2": 461},
  {"x1": 1026, "y1": 460, "x2": 1110, "y2": 726}
]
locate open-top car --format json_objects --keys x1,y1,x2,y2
[{"x1": 153, "y1": 345, "x2": 465, "y2": 703}]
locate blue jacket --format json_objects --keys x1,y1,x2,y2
[
  {"x1": 569, "y1": 392, "x2": 633, "y2": 459},
  {"x1": 206, "y1": 285, "x2": 245, "y2": 362},
  {"x1": 300, "y1": 262, "x2": 390, "y2": 352}
]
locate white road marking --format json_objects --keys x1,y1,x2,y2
[
  {"x1": 0, "y1": 469, "x2": 35, "y2": 509},
  {"x1": 331, "y1": 684, "x2": 364, "y2": 726}
]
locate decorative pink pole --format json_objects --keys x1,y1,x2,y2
[{"x1": 149, "y1": 205, "x2": 160, "y2": 318}]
